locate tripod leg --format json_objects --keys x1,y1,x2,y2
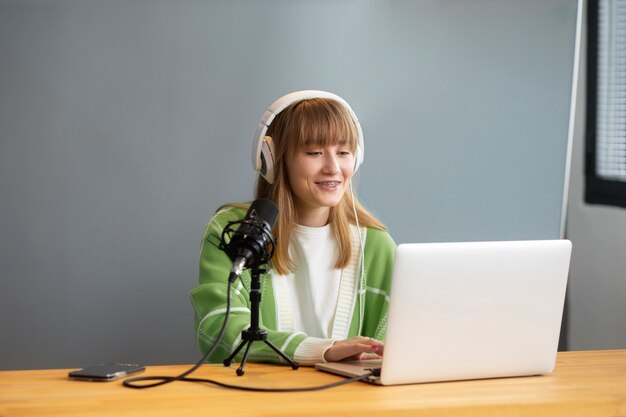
[
  {"x1": 264, "y1": 340, "x2": 299, "y2": 370},
  {"x1": 223, "y1": 339, "x2": 247, "y2": 367},
  {"x1": 236, "y1": 341, "x2": 254, "y2": 376}
]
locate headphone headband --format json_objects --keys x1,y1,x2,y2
[{"x1": 252, "y1": 90, "x2": 364, "y2": 184}]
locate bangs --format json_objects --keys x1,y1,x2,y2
[{"x1": 287, "y1": 98, "x2": 358, "y2": 151}]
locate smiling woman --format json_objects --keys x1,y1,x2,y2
[
  {"x1": 281, "y1": 99, "x2": 357, "y2": 227},
  {"x1": 190, "y1": 91, "x2": 396, "y2": 367},
  {"x1": 287, "y1": 142, "x2": 354, "y2": 227}
]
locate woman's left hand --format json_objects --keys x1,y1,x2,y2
[{"x1": 323, "y1": 336, "x2": 384, "y2": 362}]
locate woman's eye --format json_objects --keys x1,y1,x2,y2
[
  {"x1": 339, "y1": 151, "x2": 351, "y2": 156},
  {"x1": 305, "y1": 151, "x2": 322, "y2": 156}
]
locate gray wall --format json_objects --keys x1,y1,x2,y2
[
  {"x1": 566, "y1": 1, "x2": 626, "y2": 350},
  {"x1": 0, "y1": 1, "x2": 579, "y2": 370}
]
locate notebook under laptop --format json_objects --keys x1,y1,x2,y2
[{"x1": 315, "y1": 239, "x2": 572, "y2": 385}]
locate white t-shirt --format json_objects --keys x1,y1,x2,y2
[{"x1": 285, "y1": 224, "x2": 342, "y2": 339}]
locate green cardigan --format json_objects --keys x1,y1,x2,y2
[{"x1": 190, "y1": 206, "x2": 396, "y2": 365}]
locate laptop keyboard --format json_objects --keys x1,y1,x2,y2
[{"x1": 344, "y1": 359, "x2": 383, "y2": 367}]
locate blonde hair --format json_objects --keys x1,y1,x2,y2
[{"x1": 255, "y1": 98, "x2": 386, "y2": 275}]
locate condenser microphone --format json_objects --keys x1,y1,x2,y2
[{"x1": 220, "y1": 198, "x2": 279, "y2": 282}]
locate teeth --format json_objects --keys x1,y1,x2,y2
[{"x1": 318, "y1": 181, "x2": 339, "y2": 186}]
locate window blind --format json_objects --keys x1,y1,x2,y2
[{"x1": 596, "y1": 0, "x2": 626, "y2": 181}]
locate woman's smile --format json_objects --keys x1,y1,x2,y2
[{"x1": 314, "y1": 180, "x2": 342, "y2": 190}]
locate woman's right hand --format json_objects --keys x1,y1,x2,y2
[{"x1": 323, "y1": 336, "x2": 384, "y2": 362}]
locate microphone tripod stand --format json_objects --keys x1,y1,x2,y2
[{"x1": 223, "y1": 265, "x2": 299, "y2": 376}]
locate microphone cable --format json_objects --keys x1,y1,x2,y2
[
  {"x1": 123, "y1": 279, "x2": 235, "y2": 389},
  {"x1": 122, "y1": 278, "x2": 377, "y2": 392}
]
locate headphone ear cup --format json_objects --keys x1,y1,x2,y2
[
  {"x1": 259, "y1": 136, "x2": 276, "y2": 184},
  {"x1": 354, "y1": 144, "x2": 363, "y2": 173},
  {"x1": 353, "y1": 120, "x2": 364, "y2": 173}
]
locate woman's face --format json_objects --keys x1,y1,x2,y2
[{"x1": 286, "y1": 143, "x2": 355, "y2": 227}]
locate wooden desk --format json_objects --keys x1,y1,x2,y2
[{"x1": 1, "y1": 350, "x2": 625, "y2": 417}]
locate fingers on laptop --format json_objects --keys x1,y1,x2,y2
[
  {"x1": 323, "y1": 337, "x2": 384, "y2": 362},
  {"x1": 356, "y1": 352, "x2": 383, "y2": 361}
]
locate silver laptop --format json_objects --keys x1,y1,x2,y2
[{"x1": 315, "y1": 240, "x2": 572, "y2": 385}]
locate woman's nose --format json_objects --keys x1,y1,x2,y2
[{"x1": 322, "y1": 154, "x2": 340, "y2": 174}]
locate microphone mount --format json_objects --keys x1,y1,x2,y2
[{"x1": 219, "y1": 214, "x2": 276, "y2": 282}]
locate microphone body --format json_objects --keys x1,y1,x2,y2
[{"x1": 220, "y1": 199, "x2": 279, "y2": 281}]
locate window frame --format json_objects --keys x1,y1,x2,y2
[{"x1": 585, "y1": 0, "x2": 626, "y2": 208}]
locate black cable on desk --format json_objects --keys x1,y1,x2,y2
[
  {"x1": 123, "y1": 279, "x2": 234, "y2": 389},
  {"x1": 122, "y1": 279, "x2": 376, "y2": 392}
]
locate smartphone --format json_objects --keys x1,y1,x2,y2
[{"x1": 68, "y1": 363, "x2": 145, "y2": 382}]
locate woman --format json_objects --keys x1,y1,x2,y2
[{"x1": 191, "y1": 91, "x2": 396, "y2": 365}]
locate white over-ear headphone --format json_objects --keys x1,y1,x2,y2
[{"x1": 251, "y1": 90, "x2": 364, "y2": 184}]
